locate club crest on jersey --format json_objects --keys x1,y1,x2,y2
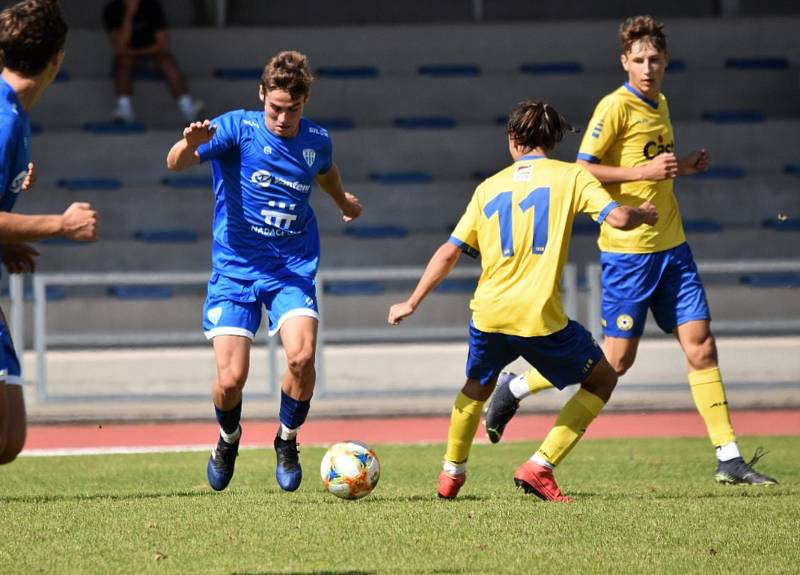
[
  {"x1": 9, "y1": 169, "x2": 26, "y2": 194},
  {"x1": 616, "y1": 314, "x2": 634, "y2": 331},
  {"x1": 302, "y1": 149, "x2": 316, "y2": 167},
  {"x1": 513, "y1": 165, "x2": 532, "y2": 182},
  {"x1": 251, "y1": 170, "x2": 273, "y2": 188}
]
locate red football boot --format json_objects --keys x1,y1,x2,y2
[
  {"x1": 437, "y1": 470, "x2": 466, "y2": 499},
  {"x1": 513, "y1": 460, "x2": 573, "y2": 502}
]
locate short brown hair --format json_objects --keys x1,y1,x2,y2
[
  {"x1": 619, "y1": 15, "x2": 667, "y2": 55},
  {"x1": 0, "y1": 0, "x2": 67, "y2": 76},
  {"x1": 261, "y1": 51, "x2": 314, "y2": 100},
  {"x1": 507, "y1": 101, "x2": 575, "y2": 153}
]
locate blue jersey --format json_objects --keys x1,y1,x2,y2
[
  {"x1": 0, "y1": 77, "x2": 31, "y2": 215},
  {"x1": 197, "y1": 110, "x2": 333, "y2": 281}
]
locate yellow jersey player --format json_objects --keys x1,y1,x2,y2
[
  {"x1": 388, "y1": 101, "x2": 657, "y2": 501},
  {"x1": 484, "y1": 15, "x2": 777, "y2": 486}
]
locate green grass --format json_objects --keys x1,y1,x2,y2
[{"x1": 0, "y1": 437, "x2": 798, "y2": 574}]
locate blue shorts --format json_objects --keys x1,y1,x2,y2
[
  {"x1": 600, "y1": 242, "x2": 710, "y2": 338},
  {"x1": 202, "y1": 272, "x2": 319, "y2": 340},
  {"x1": 466, "y1": 320, "x2": 602, "y2": 389},
  {"x1": 0, "y1": 315, "x2": 21, "y2": 386}
]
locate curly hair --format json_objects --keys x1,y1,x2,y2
[
  {"x1": 619, "y1": 15, "x2": 667, "y2": 54},
  {"x1": 261, "y1": 51, "x2": 314, "y2": 100},
  {"x1": 0, "y1": 0, "x2": 67, "y2": 77},
  {"x1": 507, "y1": 101, "x2": 576, "y2": 153}
]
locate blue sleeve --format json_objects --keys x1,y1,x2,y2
[
  {"x1": 0, "y1": 117, "x2": 23, "y2": 197},
  {"x1": 197, "y1": 110, "x2": 242, "y2": 162}
]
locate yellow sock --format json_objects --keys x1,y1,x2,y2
[
  {"x1": 444, "y1": 392, "x2": 485, "y2": 465},
  {"x1": 688, "y1": 367, "x2": 736, "y2": 447},
  {"x1": 535, "y1": 388, "x2": 605, "y2": 466},
  {"x1": 524, "y1": 368, "x2": 555, "y2": 395}
]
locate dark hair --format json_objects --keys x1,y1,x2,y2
[
  {"x1": 619, "y1": 15, "x2": 667, "y2": 54},
  {"x1": 0, "y1": 0, "x2": 67, "y2": 76},
  {"x1": 507, "y1": 100, "x2": 575, "y2": 153},
  {"x1": 261, "y1": 50, "x2": 314, "y2": 100}
]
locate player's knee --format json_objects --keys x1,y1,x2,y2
[
  {"x1": 217, "y1": 365, "x2": 248, "y2": 392},
  {"x1": 286, "y1": 347, "x2": 315, "y2": 377},
  {"x1": 687, "y1": 334, "x2": 718, "y2": 370},
  {"x1": 608, "y1": 355, "x2": 633, "y2": 377},
  {"x1": 582, "y1": 363, "x2": 618, "y2": 402}
]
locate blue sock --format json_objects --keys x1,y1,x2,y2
[
  {"x1": 279, "y1": 390, "x2": 311, "y2": 430},
  {"x1": 214, "y1": 400, "x2": 242, "y2": 435}
]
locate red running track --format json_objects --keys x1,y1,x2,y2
[{"x1": 23, "y1": 409, "x2": 800, "y2": 454}]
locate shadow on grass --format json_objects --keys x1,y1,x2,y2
[
  {"x1": 0, "y1": 489, "x2": 210, "y2": 504},
  {"x1": 572, "y1": 487, "x2": 790, "y2": 501},
  {"x1": 229, "y1": 572, "x2": 376, "y2": 575}
]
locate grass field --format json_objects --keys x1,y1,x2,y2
[{"x1": 1, "y1": 436, "x2": 797, "y2": 574}]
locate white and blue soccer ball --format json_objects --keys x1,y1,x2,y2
[{"x1": 320, "y1": 440, "x2": 380, "y2": 500}]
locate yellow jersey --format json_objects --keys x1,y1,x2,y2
[
  {"x1": 577, "y1": 83, "x2": 685, "y2": 253},
  {"x1": 450, "y1": 155, "x2": 617, "y2": 337}
]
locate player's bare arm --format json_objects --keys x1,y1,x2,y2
[
  {"x1": 166, "y1": 120, "x2": 215, "y2": 170},
  {"x1": 388, "y1": 242, "x2": 462, "y2": 325},
  {"x1": 677, "y1": 149, "x2": 711, "y2": 176},
  {"x1": 0, "y1": 202, "x2": 97, "y2": 242},
  {"x1": 315, "y1": 164, "x2": 362, "y2": 222},
  {"x1": 578, "y1": 153, "x2": 678, "y2": 184},
  {"x1": 604, "y1": 201, "x2": 658, "y2": 230}
]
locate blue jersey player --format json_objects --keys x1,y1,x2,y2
[
  {"x1": 167, "y1": 51, "x2": 362, "y2": 492},
  {"x1": 0, "y1": 0, "x2": 98, "y2": 465}
]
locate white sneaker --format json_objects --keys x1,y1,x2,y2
[
  {"x1": 181, "y1": 99, "x2": 206, "y2": 123},
  {"x1": 112, "y1": 106, "x2": 135, "y2": 124}
]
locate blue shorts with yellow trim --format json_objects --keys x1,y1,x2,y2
[
  {"x1": 203, "y1": 272, "x2": 319, "y2": 340},
  {"x1": 600, "y1": 242, "x2": 710, "y2": 339},
  {"x1": 466, "y1": 320, "x2": 602, "y2": 389}
]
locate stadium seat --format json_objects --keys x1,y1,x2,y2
[
  {"x1": 519, "y1": 62, "x2": 583, "y2": 75},
  {"x1": 133, "y1": 230, "x2": 199, "y2": 242},
  {"x1": 418, "y1": 64, "x2": 481, "y2": 77},
  {"x1": 83, "y1": 122, "x2": 147, "y2": 134},
  {"x1": 107, "y1": 285, "x2": 174, "y2": 299},
  {"x1": 691, "y1": 165, "x2": 746, "y2": 179},
  {"x1": 725, "y1": 57, "x2": 790, "y2": 70},
  {"x1": 393, "y1": 116, "x2": 457, "y2": 129},
  {"x1": 212, "y1": 67, "x2": 262, "y2": 80},
  {"x1": 784, "y1": 164, "x2": 800, "y2": 177},
  {"x1": 666, "y1": 59, "x2": 687, "y2": 72},
  {"x1": 369, "y1": 171, "x2": 433, "y2": 184},
  {"x1": 323, "y1": 281, "x2": 386, "y2": 295},
  {"x1": 312, "y1": 117, "x2": 356, "y2": 131},
  {"x1": 161, "y1": 175, "x2": 212, "y2": 188},
  {"x1": 30, "y1": 123, "x2": 43, "y2": 135},
  {"x1": 316, "y1": 66, "x2": 379, "y2": 79},
  {"x1": 344, "y1": 225, "x2": 409, "y2": 239},
  {"x1": 434, "y1": 278, "x2": 476, "y2": 293},
  {"x1": 762, "y1": 218, "x2": 800, "y2": 231},
  {"x1": 1, "y1": 286, "x2": 67, "y2": 301},
  {"x1": 701, "y1": 110, "x2": 766, "y2": 123},
  {"x1": 682, "y1": 219, "x2": 723, "y2": 233},
  {"x1": 57, "y1": 177, "x2": 122, "y2": 190},
  {"x1": 54, "y1": 69, "x2": 71, "y2": 82},
  {"x1": 571, "y1": 217, "x2": 599, "y2": 235},
  {"x1": 740, "y1": 274, "x2": 800, "y2": 287}
]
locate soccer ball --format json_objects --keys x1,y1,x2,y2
[{"x1": 320, "y1": 440, "x2": 380, "y2": 500}]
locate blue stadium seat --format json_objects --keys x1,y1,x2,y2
[
  {"x1": 762, "y1": 218, "x2": 800, "y2": 231},
  {"x1": 725, "y1": 57, "x2": 789, "y2": 70},
  {"x1": 691, "y1": 165, "x2": 746, "y2": 179},
  {"x1": 666, "y1": 59, "x2": 687, "y2": 72},
  {"x1": 571, "y1": 217, "x2": 599, "y2": 235},
  {"x1": 472, "y1": 170, "x2": 494, "y2": 181},
  {"x1": 57, "y1": 177, "x2": 122, "y2": 190},
  {"x1": 312, "y1": 117, "x2": 355, "y2": 131},
  {"x1": 682, "y1": 219, "x2": 723, "y2": 233},
  {"x1": 107, "y1": 285, "x2": 174, "y2": 299},
  {"x1": 133, "y1": 229, "x2": 199, "y2": 242},
  {"x1": 520, "y1": 62, "x2": 583, "y2": 75},
  {"x1": 740, "y1": 274, "x2": 800, "y2": 287},
  {"x1": 418, "y1": 64, "x2": 481, "y2": 77},
  {"x1": 369, "y1": 171, "x2": 433, "y2": 185},
  {"x1": 784, "y1": 164, "x2": 800, "y2": 177},
  {"x1": 434, "y1": 278, "x2": 476, "y2": 293},
  {"x1": 2, "y1": 286, "x2": 67, "y2": 301},
  {"x1": 83, "y1": 122, "x2": 146, "y2": 134},
  {"x1": 30, "y1": 123, "x2": 43, "y2": 135},
  {"x1": 54, "y1": 69, "x2": 71, "y2": 82},
  {"x1": 323, "y1": 281, "x2": 385, "y2": 295},
  {"x1": 39, "y1": 237, "x2": 87, "y2": 245},
  {"x1": 701, "y1": 110, "x2": 766, "y2": 124},
  {"x1": 316, "y1": 66, "x2": 379, "y2": 79},
  {"x1": 344, "y1": 225, "x2": 409, "y2": 239},
  {"x1": 161, "y1": 175, "x2": 212, "y2": 188},
  {"x1": 213, "y1": 67, "x2": 262, "y2": 80},
  {"x1": 393, "y1": 116, "x2": 457, "y2": 129}
]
